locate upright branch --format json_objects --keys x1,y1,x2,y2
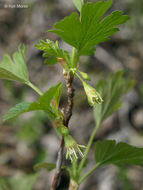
[
  {"x1": 51, "y1": 69, "x2": 74, "y2": 190},
  {"x1": 64, "y1": 71, "x2": 74, "y2": 126}
]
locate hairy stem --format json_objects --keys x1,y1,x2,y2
[
  {"x1": 78, "y1": 123, "x2": 100, "y2": 176},
  {"x1": 51, "y1": 71, "x2": 74, "y2": 190}
]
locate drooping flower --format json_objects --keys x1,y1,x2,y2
[
  {"x1": 82, "y1": 81, "x2": 103, "y2": 106},
  {"x1": 64, "y1": 134, "x2": 86, "y2": 161}
]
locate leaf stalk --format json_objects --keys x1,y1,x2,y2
[
  {"x1": 27, "y1": 82, "x2": 43, "y2": 96},
  {"x1": 79, "y1": 163, "x2": 100, "y2": 184},
  {"x1": 78, "y1": 123, "x2": 100, "y2": 177}
]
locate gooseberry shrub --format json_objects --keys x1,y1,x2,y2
[{"x1": 1, "y1": 0, "x2": 143, "y2": 189}]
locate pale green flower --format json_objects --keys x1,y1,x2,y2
[
  {"x1": 82, "y1": 82, "x2": 103, "y2": 106},
  {"x1": 64, "y1": 135, "x2": 86, "y2": 161}
]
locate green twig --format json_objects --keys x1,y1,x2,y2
[
  {"x1": 27, "y1": 81, "x2": 43, "y2": 96},
  {"x1": 78, "y1": 123, "x2": 100, "y2": 176},
  {"x1": 72, "y1": 159, "x2": 78, "y2": 180},
  {"x1": 79, "y1": 163, "x2": 100, "y2": 184}
]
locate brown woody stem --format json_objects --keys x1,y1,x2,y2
[
  {"x1": 51, "y1": 71, "x2": 74, "y2": 190},
  {"x1": 51, "y1": 135, "x2": 64, "y2": 190},
  {"x1": 64, "y1": 72, "x2": 74, "y2": 126}
]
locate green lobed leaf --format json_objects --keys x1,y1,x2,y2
[
  {"x1": 44, "y1": 56, "x2": 58, "y2": 66},
  {"x1": 94, "y1": 70, "x2": 135, "y2": 126},
  {"x1": 0, "y1": 44, "x2": 29, "y2": 83},
  {"x1": 34, "y1": 162, "x2": 56, "y2": 171},
  {"x1": 3, "y1": 83, "x2": 62, "y2": 122},
  {"x1": 35, "y1": 40, "x2": 70, "y2": 65},
  {"x1": 49, "y1": 1, "x2": 129, "y2": 55},
  {"x1": 3, "y1": 102, "x2": 32, "y2": 122},
  {"x1": 37, "y1": 83, "x2": 62, "y2": 109},
  {"x1": 95, "y1": 140, "x2": 143, "y2": 167},
  {"x1": 53, "y1": 82, "x2": 62, "y2": 108}
]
